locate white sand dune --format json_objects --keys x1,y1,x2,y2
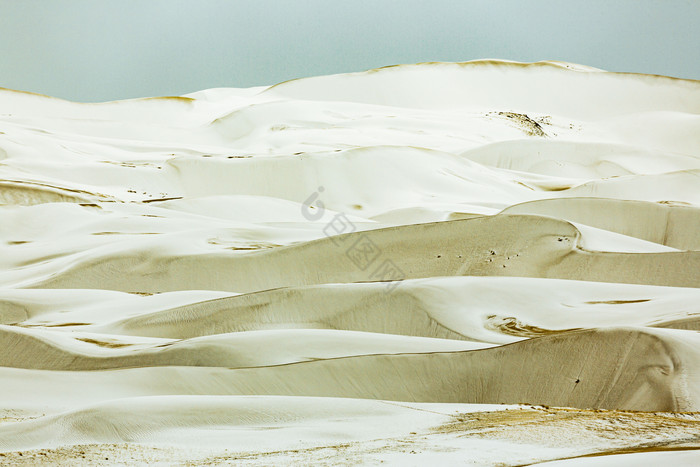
[
  {"x1": 263, "y1": 61, "x2": 700, "y2": 118},
  {"x1": 88, "y1": 277, "x2": 700, "y2": 341},
  {"x1": 7, "y1": 214, "x2": 699, "y2": 292},
  {"x1": 1, "y1": 60, "x2": 699, "y2": 464},
  {"x1": 538, "y1": 451, "x2": 700, "y2": 467},
  {"x1": 0, "y1": 327, "x2": 698, "y2": 412},
  {"x1": 502, "y1": 197, "x2": 700, "y2": 250},
  {"x1": 0, "y1": 396, "x2": 466, "y2": 452},
  {"x1": 559, "y1": 170, "x2": 700, "y2": 206},
  {"x1": 4, "y1": 396, "x2": 696, "y2": 466},
  {"x1": 460, "y1": 140, "x2": 700, "y2": 178},
  {"x1": 0, "y1": 325, "x2": 493, "y2": 371}
]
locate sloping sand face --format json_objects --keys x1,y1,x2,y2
[{"x1": 1, "y1": 60, "x2": 699, "y2": 465}]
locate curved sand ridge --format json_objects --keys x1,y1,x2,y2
[
  {"x1": 0, "y1": 181, "x2": 97, "y2": 205},
  {"x1": 0, "y1": 325, "x2": 490, "y2": 371},
  {"x1": 502, "y1": 198, "x2": 700, "y2": 250},
  {"x1": 0, "y1": 327, "x2": 697, "y2": 412},
  {"x1": 459, "y1": 139, "x2": 700, "y2": 178},
  {"x1": 16, "y1": 213, "x2": 700, "y2": 292},
  {"x1": 1, "y1": 61, "x2": 700, "y2": 463},
  {"x1": 97, "y1": 277, "x2": 700, "y2": 341},
  {"x1": 264, "y1": 60, "x2": 700, "y2": 118}
]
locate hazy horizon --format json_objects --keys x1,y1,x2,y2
[{"x1": 1, "y1": 0, "x2": 698, "y2": 102}]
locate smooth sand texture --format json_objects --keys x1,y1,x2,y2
[
  {"x1": 3, "y1": 326, "x2": 698, "y2": 411},
  {"x1": 1, "y1": 60, "x2": 699, "y2": 465},
  {"x1": 502, "y1": 197, "x2": 700, "y2": 250},
  {"x1": 12, "y1": 214, "x2": 700, "y2": 292}
]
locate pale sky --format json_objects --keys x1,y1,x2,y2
[{"x1": 1, "y1": 0, "x2": 698, "y2": 102}]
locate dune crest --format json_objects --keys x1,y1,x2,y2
[{"x1": 1, "y1": 61, "x2": 699, "y2": 464}]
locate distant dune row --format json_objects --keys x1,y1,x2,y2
[{"x1": 1, "y1": 60, "x2": 699, "y2": 463}]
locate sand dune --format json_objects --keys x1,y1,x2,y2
[
  {"x1": 264, "y1": 61, "x2": 700, "y2": 118},
  {"x1": 92, "y1": 277, "x2": 700, "y2": 342},
  {"x1": 14, "y1": 213, "x2": 699, "y2": 292},
  {"x1": 0, "y1": 399, "x2": 697, "y2": 465},
  {"x1": 503, "y1": 198, "x2": 700, "y2": 250},
  {"x1": 0, "y1": 181, "x2": 95, "y2": 205},
  {"x1": 460, "y1": 140, "x2": 700, "y2": 178},
  {"x1": 560, "y1": 170, "x2": 700, "y2": 206},
  {"x1": 0, "y1": 325, "x2": 490, "y2": 371},
  {"x1": 0, "y1": 396, "x2": 462, "y2": 453},
  {"x1": 0, "y1": 327, "x2": 698, "y2": 412},
  {"x1": 1, "y1": 60, "x2": 699, "y2": 464}
]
